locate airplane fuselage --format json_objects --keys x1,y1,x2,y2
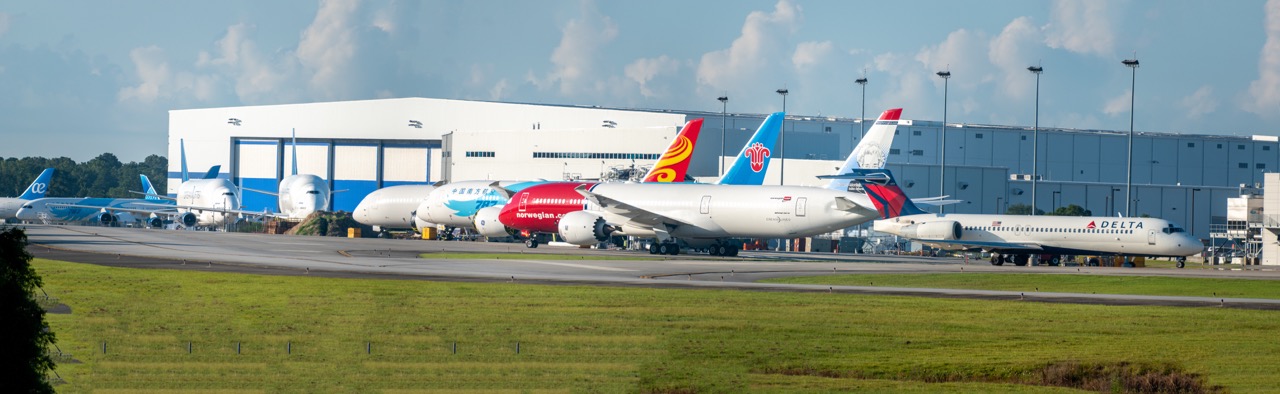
[
  {"x1": 15, "y1": 198, "x2": 172, "y2": 223},
  {"x1": 278, "y1": 174, "x2": 329, "y2": 219},
  {"x1": 874, "y1": 214, "x2": 1202, "y2": 257},
  {"x1": 418, "y1": 180, "x2": 544, "y2": 229},
  {"x1": 176, "y1": 179, "x2": 241, "y2": 226},
  {"x1": 353, "y1": 184, "x2": 436, "y2": 231}
]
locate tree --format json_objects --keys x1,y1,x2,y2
[
  {"x1": 1005, "y1": 203, "x2": 1044, "y2": 215},
  {"x1": 1047, "y1": 204, "x2": 1092, "y2": 217},
  {"x1": 0, "y1": 227, "x2": 57, "y2": 393}
]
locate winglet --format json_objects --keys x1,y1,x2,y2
[
  {"x1": 180, "y1": 139, "x2": 190, "y2": 183},
  {"x1": 826, "y1": 108, "x2": 902, "y2": 190},
  {"x1": 642, "y1": 118, "x2": 703, "y2": 183},
  {"x1": 18, "y1": 168, "x2": 55, "y2": 200},
  {"x1": 719, "y1": 112, "x2": 783, "y2": 185},
  {"x1": 840, "y1": 168, "x2": 928, "y2": 219}
]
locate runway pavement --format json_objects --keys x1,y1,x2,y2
[{"x1": 20, "y1": 224, "x2": 1280, "y2": 310}]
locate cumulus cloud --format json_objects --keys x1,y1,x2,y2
[
  {"x1": 0, "y1": 13, "x2": 10, "y2": 38},
  {"x1": 1245, "y1": 0, "x2": 1280, "y2": 116},
  {"x1": 297, "y1": 0, "x2": 360, "y2": 100},
  {"x1": 988, "y1": 17, "x2": 1044, "y2": 100},
  {"x1": 1044, "y1": 0, "x2": 1118, "y2": 56},
  {"x1": 915, "y1": 29, "x2": 991, "y2": 90},
  {"x1": 118, "y1": 46, "x2": 170, "y2": 103},
  {"x1": 1181, "y1": 86, "x2": 1218, "y2": 120},
  {"x1": 1103, "y1": 89, "x2": 1131, "y2": 116},
  {"x1": 530, "y1": 1, "x2": 618, "y2": 95},
  {"x1": 624, "y1": 55, "x2": 679, "y2": 98},
  {"x1": 792, "y1": 41, "x2": 833, "y2": 71},
  {"x1": 696, "y1": 0, "x2": 801, "y2": 94}
]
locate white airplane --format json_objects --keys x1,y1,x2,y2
[
  {"x1": 418, "y1": 118, "x2": 709, "y2": 238},
  {"x1": 17, "y1": 174, "x2": 173, "y2": 227},
  {"x1": 0, "y1": 168, "x2": 55, "y2": 220},
  {"x1": 842, "y1": 168, "x2": 1203, "y2": 267},
  {"x1": 353, "y1": 184, "x2": 439, "y2": 234},
  {"x1": 242, "y1": 130, "x2": 332, "y2": 220}
]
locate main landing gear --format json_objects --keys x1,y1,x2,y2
[
  {"x1": 707, "y1": 243, "x2": 740, "y2": 257},
  {"x1": 989, "y1": 254, "x2": 1029, "y2": 266},
  {"x1": 649, "y1": 242, "x2": 681, "y2": 256}
]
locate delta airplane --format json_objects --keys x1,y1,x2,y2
[
  {"x1": 492, "y1": 112, "x2": 784, "y2": 249},
  {"x1": 0, "y1": 168, "x2": 55, "y2": 220},
  {"x1": 843, "y1": 168, "x2": 1202, "y2": 267},
  {"x1": 242, "y1": 130, "x2": 333, "y2": 220},
  {"x1": 499, "y1": 108, "x2": 911, "y2": 255},
  {"x1": 416, "y1": 118, "x2": 707, "y2": 238},
  {"x1": 16, "y1": 175, "x2": 172, "y2": 227}
]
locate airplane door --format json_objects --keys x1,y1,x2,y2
[
  {"x1": 518, "y1": 192, "x2": 529, "y2": 212},
  {"x1": 1148, "y1": 230, "x2": 1156, "y2": 245},
  {"x1": 700, "y1": 195, "x2": 711, "y2": 215},
  {"x1": 796, "y1": 197, "x2": 807, "y2": 217}
]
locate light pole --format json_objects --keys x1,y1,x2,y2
[
  {"x1": 1028, "y1": 65, "x2": 1043, "y2": 215},
  {"x1": 776, "y1": 88, "x2": 789, "y2": 185},
  {"x1": 718, "y1": 95, "x2": 729, "y2": 178},
  {"x1": 1122, "y1": 58, "x2": 1139, "y2": 217},
  {"x1": 936, "y1": 70, "x2": 951, "y2": 214},
  {"x1": 855, "y1": 76, "x2": 868, "y2": 138}
]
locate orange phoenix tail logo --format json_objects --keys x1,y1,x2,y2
[{"x1": 643, "y1": 118, "x2": 703, "y2": 182}]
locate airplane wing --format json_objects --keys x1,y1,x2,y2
[
  {"x1": 834, "y1": 196, "x2": 879, "y2": 217},
  {"x1": 913, "y1": 198, "x2": 963, "y2": 206},
  {"x1": 572, "y1": 184, "x2": 695, "y2": 229},
  {"x1": 488, "y1": 181, "x2": 516, "y2": 200},
  {"x1": 48, "y1": 203, "x2": 178, "y2": 217},
  {"x1": 130, "y1": 202, "x2": 286, "y2": 219},
  {"x1": 916, "y1": 238, "x2": 1045, "y2": 253}
]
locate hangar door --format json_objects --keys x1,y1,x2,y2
[
  {"x1": 333, "y1": 143, "x2": 378, "y2": 212},
  {"x1": 235, "y1": 139, "x2": 280, "y2": 213}
]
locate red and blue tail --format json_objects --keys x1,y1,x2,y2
[
  {"x1": 841, "y1": 168, "x2": 927, "y2": 219},
  {"x1": 642, "y1": 118, "x2": 703, "y2": 183}
]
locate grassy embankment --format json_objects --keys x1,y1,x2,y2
[
  {"x1": 764, "y1": 273, "x2": 1280, "y2": 300},
  {"x1": 36, "y1": 258, "x2": 1278, "y2": 393}
]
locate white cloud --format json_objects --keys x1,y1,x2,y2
[
  {"x1": 1181, "y1": 86, "x2": 1218, "y2": 120},
  {"x1": 988, "y1": 17, "x2": 1044, "y2": 100},
  {"x1": 532, "y1": 1, "x2": 618, "y2": 95},
  {"x1": 792, "y1": 41, "x2": 833, "y2": 71},
  {"x1": 1103, "y1": 89, "x2": 1131, "y2": 116},
  {"x1": 490, "y1": 79, "x2": 510, "y2": 101},
  {"x1": 0, "y1": 13, "x2": 10, "y2": 38},
  {"x1": 118, "y1": 46, "x2": 170, "y2": 103},
  {"x1": 297, "y1": 0, "x2": 360, "y2": 100},
  {"x1": 1245, "y1": 0, "x2": 1280, "y2": 116},
  {"x1": 695, "y1": 0, "x2": 801, "y2": 94},
  {"x1": 1044, "y1": 0, "x2": 1118, "y2": 56},
  {"x1": 914, "y1": 29, "x2": 990, "y2": 89},
  {"x1": 624, "y1": 55, "x2": 679, "y2": 98}
]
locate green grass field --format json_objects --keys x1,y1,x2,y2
[
  {"x1": 763, "y1": 273, "x2": 1280, "y2": 300},
  {"x1": 34, "y1": 258, "x2": 1280, "y2": 393}
]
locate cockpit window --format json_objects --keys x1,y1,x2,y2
[{"x1": 306, "y1": 190, "x2": 320, "y2": 194}]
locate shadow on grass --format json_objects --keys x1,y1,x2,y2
[{"x1": 756, "y1": 360, "x2": 1225, "y2": 393}]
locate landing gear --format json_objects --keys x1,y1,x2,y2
[
  {"x1": 525, "y1": 238, "x2": 539, "y2": 248},
  {"x1": 1014, "y1": 254, "x2": 1029, "y2": 266},
  {"x1": 649, "y1": 243, "x2": 660, "y2": 255},
  {"x1": 991, "y1": 254, "x2": 1006, "y2": 266},
  {"x1": 1176, "y1": 256, "x2": 1186, "y2": 269},
  {"x1": 657, "y1": 243, "x2": 680, "y2": 255}
]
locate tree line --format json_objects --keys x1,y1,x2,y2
[{"x1": 0, "y1": 154, "x2": 167, "y2": 199}]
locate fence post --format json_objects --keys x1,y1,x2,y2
[
  {"x1": 101, "y1": 341, "x2": 106, "y2": 354},
  {"x1": 187, "y1": 342, "x2": 192, "y2": 354},
  {"x1": 236, "y1": 342, "x2": 241, "y2": 355},
  {"x1": 366, "y1": 342, "x2": 371, "y2": 354},
  {"x1": 287, "y1": 341, "x2": 291, "y2": 355},
  {"x1": 452, "y1": 342, "x2": 457, "y2": 354},
  {"x1": 516, "y1": 341, "x2": 520, "y2": 354}
]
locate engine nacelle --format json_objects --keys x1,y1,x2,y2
[
  {"x1": 177, "y1": 212, "x2": 198, "y2": 227},
  {"x1": 147, "y1": 216, "x2": 164, "y2": 228},
  {"x1": 913, "y1": 220, "x2": 963, "y2": 240},
  {"x1": 99, "y1": 212, "x2": 118, "y2": 225},
  {"x1": 557, "y1": 211, "x2": 614, "y2": 246},
  {"x1": 474, "y1": 206, "x2": 513, "y2": 238}
]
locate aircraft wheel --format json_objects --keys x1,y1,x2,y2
[
  {"x1": 657, "y1": 243, "x2": 670, "y2": 255},
  {"x1": 708, "y1": 244, "x2": 721, "y2": 256},
  {"x1": 648, "y1": 243, "x2": 659, "y2": 254},
  {"x1": 727, "y1": 245, "x2": 739, "y2": 257},
  {"x1": 1177, "y1": 257, "x2": 1186, "y2": 269},
  {"x1": 990, "y1": 254, "x2": 999, "y2": 266},
  {"x1": 525, "y1": 238, "x2": 539, "y2": 248}
]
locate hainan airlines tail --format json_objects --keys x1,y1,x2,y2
[
  {"x1": 18, "y1": 168, "x2": 55, "y2": 200},
  {"x1": 840, "y1": 168, "x2": 929, "y2": 219},
  {"x1": 641, "y1": 118, "x2": 703, "y2": 182},
  {"x1": 825, "y1": 108, "x2": 902, "y2": 190},
  {"x1": 718, "y1": 112, "x2": 783, "y2": 185}
]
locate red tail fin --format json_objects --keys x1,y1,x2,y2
[{"x1": 642, "y1": 118, "x2": 703, "y2": 182}]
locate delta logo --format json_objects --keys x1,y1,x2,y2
[
  {"x1": 1086, "y1": 221, "x2": 1096, "y2": 229},
  {"x1": 745, "y1": 142, "x2": 771, "y2": 172}
]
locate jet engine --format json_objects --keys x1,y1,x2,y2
[
  {"x1": 912, "y1": 220, "x2": 963, "y2": 240},
  {"x1": 474, "y1": 206, "x2": 513, "y2": 238},
  {"x1": 557, "y1": 211, "x2": 614, "y2": 245},
  {"x1": 98, "y1": 212, "x2": 118, "y2": 225},
  {"x1": 177, "y1": 212, "x2": 198, "y2": 227},
  {"x1": 147, "y1": 214, "x2": 163, "y2": 228}
]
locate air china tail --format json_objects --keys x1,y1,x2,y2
[
  {"x1": 641, "y1": 118, "x2": 704, "y2": 183},
  {"x1": 718, "y1": 112, "x2": 783, "y2": 185}
]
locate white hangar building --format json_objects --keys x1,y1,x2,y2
[{"x1": 170, "y1": 97, "x2": 1279, "y2": 239}]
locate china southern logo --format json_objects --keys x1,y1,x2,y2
[
  {"x1": 30, "y1": 183, "x2": 47, "y2": 194},
  {"x1": 744, "y1": 142, "x2": 771, "y2": 172}
]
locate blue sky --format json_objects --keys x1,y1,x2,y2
[{"x1": 1, "y1": 0, "x2": 1277, "y2": 162}]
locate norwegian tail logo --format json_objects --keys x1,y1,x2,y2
[
  {"x1": 18, "y1": 168, "x2": 55, "y2": 200},
  {"x1": 719, "y1": 112, "x2": 783, "y2": 185},
  {"x1": 642, "y1": 118, "x2": 703, "y2": 182},
  {"x1": 844, "y1": 168, "x2": 927, "y2": 219}
]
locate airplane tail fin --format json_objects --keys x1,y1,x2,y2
[
  {"x1": 825, "y1": 108, "x2": 901, "y2": 190},
  {"x1": 838, "y1": 168, "x2": 928, "y2": 219},
  {"x1": 291, "y1": 128, "x2": 299, "y2": 176},
  {"x1": 641, "y1": 118, "x2": 703, "y2": 182},
  {"x1": 718, "y1": 112, "x2": 783, "y2": 185},
  {"x1": 18, "y1": 168, "x2": 55, "y2": 200},
  {"x1": 139, "y1": 174, "x2": 162, "y2": 201},
  {"x1": 180, "y1": 139, "x2": 190, "y2": 183},
  {"x1": 203, "y1": 165, "x2": 221, "y2": 180}
]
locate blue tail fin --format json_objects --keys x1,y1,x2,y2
[
  {"x1": 841, "y1": 168, "x2": 928, "y2": 219},
  {"x1": 180, "y1": 139, "x2": 190, "y2": 183},
  {"x1": 203, "y1": 165, "x2": 221, "y2": 180},
  {"x1": 140, "y1": 174, "x2": 161, "y2": 201},
  {"x1": 718, "y1": 112, "x2": 783, "y2": 185},
  {"x1": 18, "y1": 168, "x2": 55, "y2": 200},
  {"x1": 291, "y1": 128, "x2": 299, "y2": 176}
]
